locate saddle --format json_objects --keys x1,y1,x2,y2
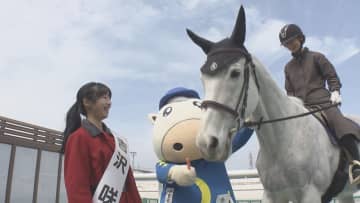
[
  {"x1": 307, "y1": 105, "x2": 338, "y2": 145},
  {"x1": 307, "y1": 105, "x2": 358, "y2": 202}
]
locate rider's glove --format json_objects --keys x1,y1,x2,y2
[{"x1": 330, "y1": 90, "x2": 342, "y2": 104}]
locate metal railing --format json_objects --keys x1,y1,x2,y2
[
  {"x1": 140, "y1": 196, "x2": 360, "y2": 203},
  {"x1": 134, "y1": 169, "x2": 259, "y2": 180},
  {"x1": 0, "y1": 115, "x2": 64, "y2": 203},
  {"x1": 235, "y1": 197, "x2": 360, "y2": 203},
  {"x1": 1, "y1": 114, "x2": 359, "y2": 203}
]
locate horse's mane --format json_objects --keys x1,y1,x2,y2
[
  {"x1": 286, "y1": 95, "x2": 312, "y2": 114},
  {"x1": 288, "y1": 96, "x2": 304, "y2": 106}
]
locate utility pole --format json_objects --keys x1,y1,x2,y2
[
  {"x1": 130, "y1": 151, "x2": 137, "y2": 169},
  {"x1": 249, "y1": 152, "x2": 254, "y2": 169}
]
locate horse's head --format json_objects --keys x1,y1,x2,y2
[{"x1": 187, "y1": 6, "x2": 260, "y2": 161}]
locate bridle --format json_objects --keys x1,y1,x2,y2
[{"x1": 200, "y1": 48, "x2": 260, "y2": 132}]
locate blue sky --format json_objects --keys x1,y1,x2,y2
[{"x1": 0, "y1": 0, "x2": 359, "y2": 171}]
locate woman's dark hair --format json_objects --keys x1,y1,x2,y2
[{"x1": 61, "y1": 82, "x2": 112, "y2": 153}]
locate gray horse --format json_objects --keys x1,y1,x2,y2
[{"x1": 187, "y1": 5, "x2": 360, "y2": 203}]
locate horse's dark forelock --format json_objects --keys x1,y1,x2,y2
[
  {"x1": 200, "y1": 42, "x2": 251, "y2": 76},
  {"x1": 192, "y1": 5, "x2": 253, "y2": 78},
  {"x1": 201, "y1": 51, "x2": 243, "y2": 75},
  {"x1": 188, "y1": 5, "x2": 248, "y2": 76}
]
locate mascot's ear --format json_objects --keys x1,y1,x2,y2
[{"x1": 148, "y1": 113, "x2": 157, "y2": 124}]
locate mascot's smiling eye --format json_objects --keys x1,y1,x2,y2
[
  {"x1": 193, "y1": 101, "x2": 202, "y2": 108},
  {"x1": 230, "y1": 70, "x2": 241, "y2": 78},
  {"x1": 163, "y1": 106, "x2": 173, "y2": 117},
  {"x1": 173, "y1": 143, "x2": 183, "y2": 151}
]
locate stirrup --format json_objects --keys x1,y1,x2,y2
[{"x1": 349, "y1": 160, "x2": 360, "y2": 184}]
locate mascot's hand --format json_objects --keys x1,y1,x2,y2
[
  {"x1": 330, "y1": 90, "x2": 342, "y2": 104},
  {"x1": 168, "y1": 165, "x2": 196, "y2": 186}
]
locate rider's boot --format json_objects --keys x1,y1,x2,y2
[{"x1": 340, "y1": 134, "x2": 360, "y2": 184}]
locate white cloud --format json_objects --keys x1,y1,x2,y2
[
  {"x1": 176, "y1": 0, "x2": 223, "y2": 10},
  {"x1": 242, "y1": 7, "x2": 360, "y2": 68},
  {"x1": 307, "y1": 36, "x2": 360, "y2": 65},
  {"x1": 177, "y1": 0, "x2": 202, "y2": 10},
  {"x1": 246, "y1": 19, "x2": 287, "y2": 65},
  {"x1": 0, "y1": 0, "x2": 162, "y2": 129},
  {"x1": 205, "y1": 26, "x2": 227, "y2": 41},
  {"x1": 0, "y1": 1, "x2": 359, "y2": 171}
]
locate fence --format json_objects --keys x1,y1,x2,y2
[
  {"x1": 138, "y1": 197, "x2": 360, "y2": 203},
  {"x1": 1, "y1": 114, "x2": 360, "y2": 203},
  {"x1": 135, "y1": 172, "x2": 360, "y2": 202},
  {"x1": 236, "y1": 198, "x2": 360, "y2": 203},
  {"x1": 141, "y1": 197, "x2": 360, "y2": 203},
  {"x1": 0, "y1": 115, "x2": 160, "y2": 203},
  {"x1": 0, "y1": 115, "x2": 65, "y2": 203}
]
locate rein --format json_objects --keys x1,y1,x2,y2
[
  {"x1": 200, "y1": 48, "x2": 340, "y2": 131},
  {"x1": 244, "y1": 102, "x2": 340, "y2": 130}
]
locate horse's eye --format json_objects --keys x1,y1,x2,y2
[{"x1": 230, "y1": 70, "x2": 241, "y2": 78}]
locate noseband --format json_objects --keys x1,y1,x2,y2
[{"x1": 200, "y1": 48, "x2": 260, "y2": 131}]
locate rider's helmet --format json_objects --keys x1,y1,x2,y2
[{"x1": 279, "y1": 24, "x2": 305, "y2": 45}]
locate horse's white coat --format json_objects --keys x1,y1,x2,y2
[{"x1": 197, "y1": 57, "x2": 359, "y2": 202}]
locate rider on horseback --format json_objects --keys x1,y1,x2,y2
[{"x1": 279, "y1": 23, "x2": 360, "y2": 183}]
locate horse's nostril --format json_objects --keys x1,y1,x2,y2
[
  {"x1": 173, "y1": 143, "x2": 183, "y2": 151},
  {"x1": 209, "y1": 136, "x2": 219, "y2": 149}
]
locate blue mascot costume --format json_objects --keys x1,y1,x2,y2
[{"x1": 149, "y1": 87, "x2": 253, "y2": 203}]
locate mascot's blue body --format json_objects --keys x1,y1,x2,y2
[{"x1": 149, "y1": 87, "x2": 253, "y2": 203}]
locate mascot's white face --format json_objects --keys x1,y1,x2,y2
[{"x1": 149, "y1": 99, "x2": 203, "y2": 163}]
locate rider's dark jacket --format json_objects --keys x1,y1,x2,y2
[{"x1": 284, "y1": 47, "x2": 360, "y2": 140}]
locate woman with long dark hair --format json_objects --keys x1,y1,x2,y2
[{"x1": 62, "y1": 82, "x2": 141, "y2": 203}]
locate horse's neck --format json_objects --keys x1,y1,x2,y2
[
  {"x1": 251, "y1": 64, "x2": 306, "y2": 153},
  {"x1": 252, "y1": 63, "x2": 301, "y2": 121}
]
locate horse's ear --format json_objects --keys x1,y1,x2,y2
[
  {"x1": 230, "y1": 5, "x2": 246, "y2": 46},
  {"x1": 186, "y1": 28, "x2": 214, "y2": 54}
]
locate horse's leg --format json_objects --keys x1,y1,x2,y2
[
  {"x1": 337, "y1": 195, "x2": 355, "y2": 203},
  {"x1": 298, "y1": 185, "x2": 322, "y2": 203},
  {"x1": 262, "y1": 190, "x2": 287, "y2": 203},
  {"x1": 262, "y1": 190, "x2": 275, "y2": 203}
]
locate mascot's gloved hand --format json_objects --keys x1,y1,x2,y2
[
  {"x1": 330, "y1": 90, "x2": 342, "y2": 104},
  {"x1": 168, "y1": 165, "x2": 196, "y2": 186}
]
